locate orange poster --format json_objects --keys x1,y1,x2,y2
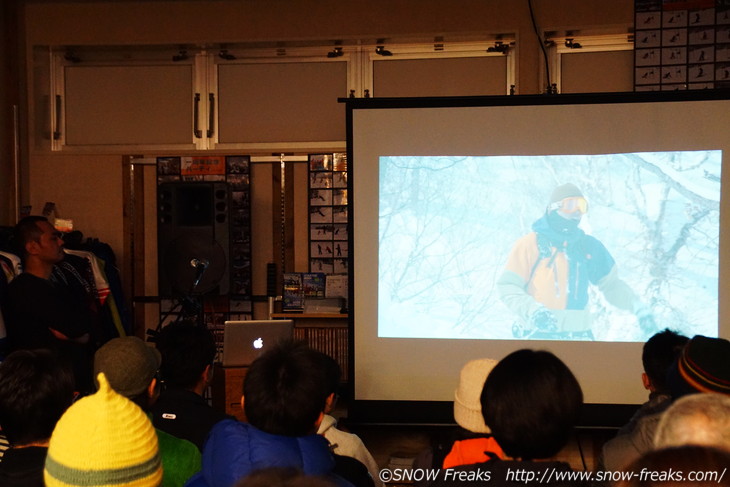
[{"x1": 181, "y1": 156, "x2": 225, "y2": 176}]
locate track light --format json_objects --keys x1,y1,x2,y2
[
  {"x1": 172, "y1": 49, "x2": 188, "y2": 62},
  {"x1": 327, "y1": 47, "x2": 344, "y2": 58},
  {"x1": 486, "y1": 41, "x2": 509, "y2": 54},
  {"x1": 434, "y1": 36, "x2": 444, "y2": 51},
  {"x1": 219, "y1": 49, "x2": 236, "y2": 60},
  {"x1": 564, "y1": 38, "x2": 582, "y2": 49},
  {"x1": 64, "y1": 50, "x2": 81, "y2": 63},
  {"x1": 375, "y1": 45, "x2": 393, "y2": 56}
]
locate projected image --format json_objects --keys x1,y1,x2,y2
[{"x1": 378, "y1": 151, "x2": 721, "y2": 342}]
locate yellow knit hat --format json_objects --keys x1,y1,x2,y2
[{"x1": 44, "y1": 372, "x2": 163, "y2": 487}]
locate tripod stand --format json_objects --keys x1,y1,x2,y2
[{"x1": 149, "y1": 259, "x2": 209, "y2": 342}]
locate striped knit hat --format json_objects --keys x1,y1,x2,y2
[
  {"x1": 44, "y1": 373, "x2": 163, "y2": 487},
  {"x1": 668, "y1": 335, "x2": 730, "y2": 397}
]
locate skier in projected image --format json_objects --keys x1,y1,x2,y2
[{"x1": 497, "y1": 183, "x2": 656, "y2": 340}]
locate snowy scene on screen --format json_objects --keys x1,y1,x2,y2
[{"x1": 377, "y1": 151, "x2": 721, "y2": 342}]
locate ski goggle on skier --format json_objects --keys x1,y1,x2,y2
[{"x1": 549, "y1": 196, "x2": 588, "y2": 214}]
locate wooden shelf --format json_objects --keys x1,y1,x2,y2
[
  {"x1": 210, "y1": 364, "x2": 247, "y2": 420},
  {"x1": 271, "y1": 313, "x2": 348, "y2": 319}
]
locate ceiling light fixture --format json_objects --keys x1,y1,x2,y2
[{"x1": 327, "y1": 46, "x2": 344, "y2": 58}]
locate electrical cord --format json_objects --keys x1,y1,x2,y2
[
  {"x1": 527, "y1": 0, "x2": 553, "y2": 93},
  {"x1": 575, "y1": 430, "x2": 588, "y2": 471}
]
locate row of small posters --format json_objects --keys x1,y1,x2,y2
[
  {"x1": 309, "y1": 153, "x2": 349, "y2": 275},
  {"x1": 635, "y1": 0, "x2": 730, "y2": 90}
]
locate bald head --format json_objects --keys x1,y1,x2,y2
[{"x1": 655, "y1": 393, "x2": 730, "y2": 452}]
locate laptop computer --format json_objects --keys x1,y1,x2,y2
[{"x1": 221, "y1": 319, "x2": 294, "y2": 367}]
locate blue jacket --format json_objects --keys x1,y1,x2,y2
[{"x1": 184, "y1": 419, "x2": 353, "y2": 487}]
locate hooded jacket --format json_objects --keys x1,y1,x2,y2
[{"x1": 184, "y1": 419, "x2": 352, "y2": 487}]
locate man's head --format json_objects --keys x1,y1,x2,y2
[
  {"x1": 654, "y1": 393, "x2": 730, "y2": 451},
  {"x1": 243, "y1": 340, "x2": 331, "y2": 437},
  {"x1": 0, "y1": 349, "x2": 75, "y2": 446},
  {"x1": 548, "y1": 183, "x2": 587, "y2": 222},
  {"x1": 94, "y1": 336, "x2": 162, "y2": 410},
  {"x1": 155, "y1": 321, "x2": 217, "y2": 392},
  {"x1": 481, "y1": 349, "x2": 583, "y2": 460},
  {"x1": 642, "y1": 329, "x2": 689, "y2": 394},
  {"x1": 14, "y1": 216, "x2": 64, "y2": 264},
  {"x1": 666, "y1": 335, "x2": 730, "y2": 398}
]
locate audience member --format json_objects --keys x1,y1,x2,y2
[
  {"x1": 94, "y1": 336, "x2": 201, "y2": 487},
  {"x1": 151, "y1": 321, "x2": 231, "y2": 451},
  {"x1": 616, "y1": 445, "x2": 730, "y2": 487},
  {"x1": 654, "y1": 393, "x2": 730, "y2": 451},
  {"x1": 0, "y1": 431, "x2": 8, "y2": 459},
  {"x1": 0, "y1": 350, "x2": 75, "y2": 486},
  {"x1": 316, "y1": 351, "x2": 382, "y2": 487},
  {"x1": 601, "y1": 329, "x2": 688, "y2": 470},
  {"x1": 2, "y1": 216, "x2": 94, "y2": 393},
  {"x1": 432, "y1": 349, "x2": 584, "y2": 486},
  {"x1": 44, "y1": 372, "x2": 163, "y2": 487},
  {"x1": 665, "y1": 334, "x2": 730, "y2": 398},
  {"x1": 185, "y1": 340, "x2": 357, "y2": 487},
  {"x1": 414, "y1": 358, "x2": 505, "y2": 486},
  {"x1": 235, "y1": 467, "x2": 337, "y2": 487},
  {"x1": 444, "y1": 358, "x2": 505, "y2": 467}
]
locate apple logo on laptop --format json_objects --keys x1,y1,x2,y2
[{"x1": 253, "y1": 337, "x2": 264, "y2": 349}]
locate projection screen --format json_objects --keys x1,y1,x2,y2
[{"x1": 347, "y1": 91, "x2": 730, "y2": 425}]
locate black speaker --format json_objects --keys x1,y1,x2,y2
[{"x1": 157, "y1": 182, "x2": 230, "y2": 296}]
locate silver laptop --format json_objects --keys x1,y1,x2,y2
[{"x1": 221, "y1": 320, "x2": 294, "y2": 367}]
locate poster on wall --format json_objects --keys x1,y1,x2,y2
[
  {"x1": 635, "y1": 0, "x2": 730, "y2": 90},
  {"x1": 308, "y1": 153, "x2": 349, "y2": 277},
  {"x1": 181, "y1": 156, "x2": 226, "y2": 180}
]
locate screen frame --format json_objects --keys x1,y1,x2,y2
[{"x1": 344, "y1": 90, "x2": 730, "y2": 427}]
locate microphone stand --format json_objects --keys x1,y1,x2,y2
[
  {"x1": 149, "y1": 260, "x2": 209, "y2": 341},
  {"x1": 186, "y1": 261, "x2": 208, "y2": 328}
]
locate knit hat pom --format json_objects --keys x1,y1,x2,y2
[{"x1": 44, "y1": 373, "x2": 163, "y2": 487}]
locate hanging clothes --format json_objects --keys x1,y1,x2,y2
[
  {"x1": 52, "y1": 252, "x2": 103, "y2": 347},
  {"x1": 0, "y1": 251, "x2": 19, "y2": 360},
  {"x1": 82, "y1": 238, "x2": 132, "y2": 337},
  {"x1": 0, "y1": 251, "x2": 21, "y2": 282},
  {"x1": 64, "y1": 249, "x2": 110, "y2": 305},
  {"x1": 63, "y1": 248, "x2": 126, "y2": 340}
]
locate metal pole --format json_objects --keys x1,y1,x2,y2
[{"x1": 12, "y1": 105, "x2": 20, "y2": 221}]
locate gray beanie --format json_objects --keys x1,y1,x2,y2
[
  {"x1": 549, "y1": 183, "x2": 583, "y2": 204},
  {"x1": 94, "y1": 337, "x2": 161, "y2": 398}
]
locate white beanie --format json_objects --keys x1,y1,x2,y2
[{"x1": 453, "y1": 358, "x2": 498, "y2": 433}]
